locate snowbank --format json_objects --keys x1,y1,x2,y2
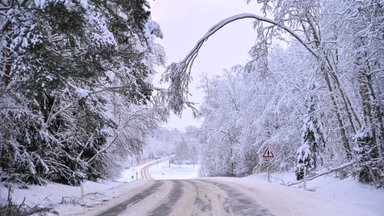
[
  {"x1": 232, "y1": 172, "x2": 384, "y2": 216},
  {"x1": 0, "y1": 159, "x2": 154, "y2": 215},
  {"x1": 0, "y1": 179, "x2": 147, "y2": 215}
]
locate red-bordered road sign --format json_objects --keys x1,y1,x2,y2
[{"x1": 263, "y1": 147, "x2": 274, "y2": 158}]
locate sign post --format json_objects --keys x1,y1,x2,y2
[
  {"x1": 303, "y1": 166, "x2": 307, "y2": 191},
  {"x1": 262, "y1": 147, "x2": 274, "y2": 182},
  {"x1": 80, "y1": 181, "x2": 85, "y2": 197}
]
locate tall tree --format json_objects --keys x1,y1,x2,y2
[
  {"x1": 346, "y1": 0, "x2": 384, "y2": 186},
  {"x1": 164, "y1": 0, "x2": 382, "y2": 185},
  {"x1": 296, "y1": 85, "x2": 326, "y2": 180},
  {"x1": 0, "y1": 0, "x2": 164, "y2": 185}
]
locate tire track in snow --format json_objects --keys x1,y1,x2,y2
[
  {"x1": 148, "y1": 180, "x2": 184, "y2": 216},
  {"x1": 201, "y1": 180, "x2": 275, "y2": 216},
  {"x1": 187, "y1": 180, "x2": 213, "y2": 215},
  {"x1": 95, "y1": 181, "x2": 163, "y2": 216},
  {"x1": 141, "y1": 163, "x2": 153, "y2": 180},
  {"x1": 185, "y1": 180, "x2": 231, "y2": 216}
]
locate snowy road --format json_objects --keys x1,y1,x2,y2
[
  {"x1": 140, "y1": 161, "x2": 155, "y2": 180},
  {"x1": 85, "y1": 159, "x2": 382, "y2": 216},
  {"x1": 94, "y1": 179, "x2": 274, "y2": 216},
  {"x1": 2, "y1": 159, "x2": 381, "y2": 216},
  {"x1": 94, "y1": 160, "x2": 274, "y2": 216}
]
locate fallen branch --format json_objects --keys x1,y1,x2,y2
[
  {"x1": 0, "y1": 185, "x2": 53, "y2": 215},
  {"x1": 288, "y1": 161, "x2": 355, "y2": 186}
]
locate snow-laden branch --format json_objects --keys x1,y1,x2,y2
[
  {"x1": 0, "y1": 0, "x2": 29, "y2": 32},
  {"x1": 87, "y1": 134, "x2": 119, "y2": 164},
  {"x1": 163, "y1": 13, "x2": 318, "y2": 114},
  {"x1": 0, "y1": 7, "x2": 10, "y2": 11},
  {"x1": 185, "y1": 13, "x2": 318, "y2": 66},
  {"x1": 205, "y1": 128, "x2": 243, "y2": 146},
  {"x1": 287, "y1": 161, "x2": 355, "y2": 186}
]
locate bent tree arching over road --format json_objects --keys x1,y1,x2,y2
[{"x1": 163, "y1": 6, "x2": 384, "y2": 186}]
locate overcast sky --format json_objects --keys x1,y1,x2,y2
[{"x1": 149, "y1": 0, "x2": 260, "y2": 131}]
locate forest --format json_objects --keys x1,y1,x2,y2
[
  {"x1": 1, "y1": 0, "x2": 383, "y2": 189},
  {"x1": 165, "y1": 0, "x2": 384, "y2": 186}
]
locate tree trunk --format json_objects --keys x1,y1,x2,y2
[
  {"x1": 322, "y1": 68, "x2": 352, "y2": 159},
  {"x1": 334, "y1": 79, "x2": 359, "y2": 134},
  {"x1": 304, "y1": 17, "x2": 355, "y2": 160},
  {"x1": 366, "y1": 74, "x2": 383, "y2": 158}
]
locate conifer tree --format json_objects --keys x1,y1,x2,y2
[
  {"x1": 296, "y1": 91, "x2": 325, "y2": 180},
  {"x1": 0, "y1": 0, "x2": 164, "y2": 185}
]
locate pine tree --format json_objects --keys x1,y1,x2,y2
[
  {"x1": 0, "y1": 0, "x2": 164, "y2": 185},
  {"x1": 296, "y1": 91, "x2": 325, "y2": 180}
]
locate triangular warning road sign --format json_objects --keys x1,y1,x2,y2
[{"x1": 263, "y1": 147, "x2": 274, "y2": 158}]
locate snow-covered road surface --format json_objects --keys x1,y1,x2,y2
[
  {"x1": 3, "y1": 158, "x2": 381, "y2": 216},
  {"x1": 87, "y1": 159, "x2": 382, "y2": 216},
  {"x1": 90, "y1": 176, "x2": 381, "y2": 216},
  {"x1": 93, "y1": 179, "x2": 274, "y2": 216}
]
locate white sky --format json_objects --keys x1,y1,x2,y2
[{"x1": 149, "y1": 0, "x2": 260, "y2": 131}]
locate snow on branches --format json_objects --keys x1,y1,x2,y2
[
  {"x1": 0, "y1": 0, "x2": 165, "y2": 185},
  {"x1": 162, "y1": 13, "x2": 318, "y2": 115},
  {"x1": 174, "y1": 0, "x2": 383, "y2": 186}
]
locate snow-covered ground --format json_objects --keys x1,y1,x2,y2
[
  {"x1": 235, "y1": 172, "x2": 384, "y2": 216},
  {"x1": 1, "y1": 159, "x2": 383, "y2": 216},
  {"x1": 0, "y1": 180, "x2": 146, "y2": 215},
  {"x1": 0, "y1": 159, "x2": 157, "y2": 215}
]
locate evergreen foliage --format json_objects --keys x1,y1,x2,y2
[
  {"x1": 0, "y1": 0, "x2": 164, "y2": 185},
  {"x1": 296, "y1": 91, "x2": 325, "y2": 180}
]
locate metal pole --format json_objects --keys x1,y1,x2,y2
[{"x1": 267, "y1": 164, "x2": 270, "y2": 182}]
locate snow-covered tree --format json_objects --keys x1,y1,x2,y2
[
  {"x1": 198, "y1": 71, "x2": 242, "y2": 176},
  {"x1": 296, "y1": 87, "x2": 326, "y2": 180},
  {"x1": 143, "y1": 128, "x2": 182, "y2": 159},
  {"x1": 346, "y1": 0, "x2": 384, "y2": 187},
  {"x1": 198, "y1": 56, "x2": 304, "y2": 177},
  {"x1": 0, "y1": 0, "x2": 165, "y2": 185},
  {"x1": 164, "y1": 0, "x2": 383, "y2": 185}
]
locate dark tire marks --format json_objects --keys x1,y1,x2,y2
[
  {"x1": 201, "y1": 180, "x2": 275, "y2": 216},
  {"x1": 194, "y1": 196, "x2": 212, "y2": 213},
  {"x1": 95, "y1": 179, "x2": 275, "y2": 216},
  {"x1": 141, "y1": 163, "x2": 153, "y2": 180},
  {"x1": 187, "y1": 180, "x2": 212, "y2": 214},
  {"x1": 95, "y1": 181, "x2": 163, "y2": 216},
  {"x1": 148, "y1": 180, "x2": 184, "y2": 216}
]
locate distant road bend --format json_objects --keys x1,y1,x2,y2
[
  {"x1": 140, "y1": 161, "x2": 153, "y2": 180},
  {"x1": 95, "y1": 161, "x2": 274, "y2": 216}
]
